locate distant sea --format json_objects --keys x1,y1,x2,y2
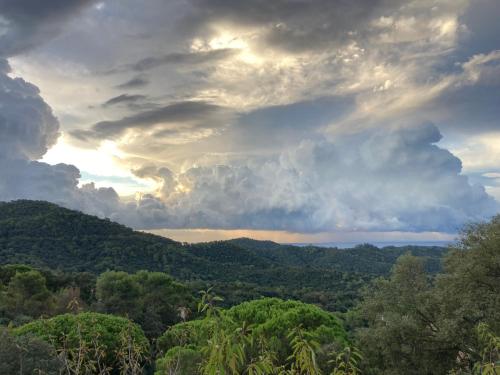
[{"x1": 289, "y1": 241, "x2": 453, "y2": 249}]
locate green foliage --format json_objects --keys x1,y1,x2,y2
[
  {"x1": 473, "y1": 323, "x2": 499, "y2": 375},
  {"x1": 157, "y1": 297, "x2": 348, "y2": 374},
  {"x1": 155, "y1": 346, "x2": 203, "y2": 375},
  {"x1": 0, "y1": 264, "x2": 96, "y2": 326},
  {"x1": 14, "y1": 312, "x2": 150, "y2": 371},
  {"x1": 356, "y1": 254, "x2": 450, "y2": 375},
  {"x1": 329, "y1": 346, "x2": 363, "y2": 375},
  {"x1": 356, "y1": 215, "x2": 500, "y2": 375},
  {"x1": 0, "y1": 268, "x2": 54, "y2": 323},
  {"x1": 437, "y1": 218, "x2": 500, "y2": 343},
  {"x1": 286, "y1": 326, "x2": 322, "y2": 374},
  {"x1": 0, "y1": 327, "x2": 63, "y2": 374},
  {"x1": 0, "y1": 200, "x2": 446, "y2": 312},
  {"x1": 96, "y1": 270, "x2": 194, "y2": 338},
  {"x1": 8, "y1": 200, "x2": 500, "y2": 374}
]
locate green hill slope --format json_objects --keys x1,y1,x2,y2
[{"x1": 0, "y1": 200, "x2": 448, "y2": 311}]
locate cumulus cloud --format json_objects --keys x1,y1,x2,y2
[
  {"x1": 0, "y1": 58, "x2": 122, "y2": 218},
  {"x1": 0, "y1": 60, "x2": 59, "y2": 159},
  {"x1": 118, "y1": 124, "x2": 496, "y2": 233}
]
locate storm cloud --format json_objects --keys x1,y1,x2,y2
[
  {"x1": 0, "y1": 0, "x2": 96, "y2": 57},
  {"x1": 120, "y1": 124, "x2": 495, "y2": 233},
  {"x1": 1, "y1": 0, "x2": 499, "y2": 238}
]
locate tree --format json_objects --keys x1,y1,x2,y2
[
  {"x1": 356, "y1": 215, "x2": 500, "y2": 374},
  {"x1": 356, "y1": 254, "x2": 455, "y2": 375},
  {"x1": 0, "y1": 327, "x2": 63, "y2": 374},
  {"x1": 156, "y1": 296, "x2": 349, "y2": 374},
  {"x1": 435, "y1": 218, "x2": 500, "y2": 363},
  {"x1": 95, "y1": 271, "x2": 143, "y2": 319},
  {"x1": 15, "y1": 312, "x2": 150, "y2": 372},
  {"x1": 96, "y1": 270, "x2": 193, "y2": 338},
  {"x1": 1, "y1": 269, "x2": 54, "y2": 322}
]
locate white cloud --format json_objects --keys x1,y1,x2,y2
[{"x1": 118, "y1": 124, "x2": 496, "y2": 233}]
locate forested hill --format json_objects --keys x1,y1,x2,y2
[{"x1": 0, "y1": 200, "x2": 448, "y2": 310}]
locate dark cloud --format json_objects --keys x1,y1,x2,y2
[
  {"x1": 418, "y1": 50, "x2": 500, "y2": 135},
  {"x1": 458, "y1": 0, "x2": 500, "y2": 57},
  {"x1": 182, "y1": 0, "x2": 397, "y2": 53},
  {"x1": 131, "y1": 48, "x2": 238, "y2": 71},
  {"x1": 102, "y1": 94, "x2": 147, "y2": 108},
  {"x1": 116, "y1": 77, "x2": 149, "y2": 89},
  {"x1": 0, "y1": 0, "x2": 96, "y2": 57},
  {"x1": 101, "y1": 49, "x2": 238, "y2": 76},
  {"x1": 433, "y1": 84, "x2": 500, "y2": 135},
  {"x1": 0, "y1": 158, "x2": 119, "y2": 215},
  {"x1": 72, "y1": 101, "x2": 233, "y2": 140},
  {"x1": 0, "y1": 59, "x2": 59, "y2": 159}
]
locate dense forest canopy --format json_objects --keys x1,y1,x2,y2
[{"x1": 0, "y1": 200, "x2": 498, "y2": 374}]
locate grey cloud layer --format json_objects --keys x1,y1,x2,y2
[
  {"x1": 116, "y1": 77, "x2": 149, "y2": 89},
  {"x1": 130, "y1": 48, "x2": 238, "y2": 72},
  {"x1": 73, "y1": 101, "x2": 234, "y2": 141},
  {"x1": 1, "y1": 52, "x2": 492, "y2": 233},
  {"x1": 0, "y1": 0, "x2": 96, "y2": 57},
  {"x1": 183, "y1": 0, "x2": 391, "y2": 52},
  {"x1": 0, "y1": 57, "x2": 495, "y2": 233},
  {"x1": 102, "y1": 94, "x2": 147, "y2": 108},
  {"x1": 1, "y1": 0, "x2": 499, "y2": 235}
]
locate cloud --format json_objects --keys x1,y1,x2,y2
[
  {"x1": 130, "y1": 48, "x2": 238, "y2": 72},
  {"x1": 0, "y1": 158, "x2": 121, "y2": 217},
  {"x1": 1, "y1": 0, "x2": 498, "y2": 237},
  {"x1": 118, "y1": 123, "x2": 496, "y2": 233},
  {"x1": 0, "y1": 57, "x2": 495, "y2": 234},
  {"x1": 0, "y1": 59, "x2": 59, "y2": 160},
  {"x1": 102, "y1": 94, "x2": 147, "y2": 108},
  {"x1": 424, "y1": 50, "x2": 500, "y2": 134},
  {"x1": 116, "y1": 77, "x2": 149, "y2": 89},
  {"x1": 180, "y1": 0, "x2": 469, "y2": 56},
  {"x1": 182, "y1": 0, "x2": 380, "y2": 53},
  {"x1": 0, "y1": 0, "x2": 96, "y2": 57},
  {"x1": 72, "y1": 101, "x2": 234, "y2": 141},
  {"x1": 0, "y1": 58, "x2": 122, "y2": 218}
]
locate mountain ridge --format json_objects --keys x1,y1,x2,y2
[{"x1": 0, "y1": 200, "x2": 448, "y2": 310}]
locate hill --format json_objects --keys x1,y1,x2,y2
[{"x1": 0, "y1": 200, "x2": 448, "y2": 311}]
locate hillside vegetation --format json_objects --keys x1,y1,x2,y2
[
  {"x1": 0, "y1": 200, "x2": 446, "y2": 311},
  {"x1": 0, "y1": 200, "x2": 498, "y2": 374}
]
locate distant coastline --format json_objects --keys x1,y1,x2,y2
[{"x1": 290, "y1": 240, "x2": 452, "y2": 249}]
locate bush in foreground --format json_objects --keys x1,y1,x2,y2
[
  {"x1": 15, "y1": 312, "x2": 149, "y2": 373},
  {"x1": 157, "y1": 297, "x2": 349, "y2": 374}
]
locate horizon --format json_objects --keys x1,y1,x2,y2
[{"x1": 1, "y1": 0, "x2": 499, "y2": 243}]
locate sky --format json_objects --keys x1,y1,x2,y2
[{"x1": 0, "y1": 0, "x2": 499, "y2": 244}]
